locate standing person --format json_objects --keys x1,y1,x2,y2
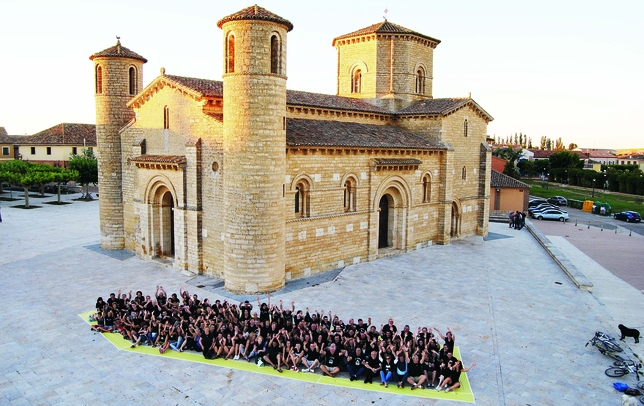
[{"x1": 508, "y1": 211, "x2": 514, "y2": 228}]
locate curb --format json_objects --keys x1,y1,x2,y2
[{"x1": 524, "y1": 219, "x2": 593, "y2": 292}]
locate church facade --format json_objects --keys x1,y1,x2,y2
[{"x1": 90, "y1": 5, "x2": 493, "y2": 294}]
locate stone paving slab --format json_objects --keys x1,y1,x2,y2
[{"x1": 0, "y1": 195, "x2": 638, "y2": 405}]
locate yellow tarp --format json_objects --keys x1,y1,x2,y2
[{"x1": 80, "y1": 311, "x2": 475, "y2": 402}]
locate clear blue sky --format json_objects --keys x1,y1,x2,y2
[{"x1": 1, "y1": 0, "x2": 643, "y2": 150}]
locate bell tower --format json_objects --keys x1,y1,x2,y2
[
  {"x1": 218, "y1": 6, "x2": 293, "y2": 293},
  {"x1": 90, "y1": 39, "x2": 146, "y2": 250},
  {"x1": 333, "y1": 21, "x2": 440, "y2": 111}
]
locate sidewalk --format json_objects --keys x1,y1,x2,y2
[{"x1": 0, "y1": 194, "x2": 641, "y2": 405}]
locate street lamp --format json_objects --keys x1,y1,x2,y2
[
  {"x1": 565, "y1": 169, "x2": 568, "y2": 185},
  {"x1": 546, "y1": 173, "x2": 549, "y2": 190},
  {"x1": 592, "y1": 178, "x2": 596, "y2": 198}
]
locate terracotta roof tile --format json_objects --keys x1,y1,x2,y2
[
  {"x1": 333, "y1": 21, "x2": 440, "y2": 46},
  {"x1": 529, "y1": 150, "x2": 558, "y2": 159},
  {"x1": 287, "y1": 89, "x2": 389, "y2": 114},
  {"x1": 90, "y1": 40, "x2": 148, "y2": 63},
  {"x1": 398, "y1": 98, "x2": 494, "y2": 121},
  {"x1": 217, "y1": 5, "x2": 293, "y2": 31},
  {"x1": 286, "y1": 118, "x2": 444, "y2": 150},
  {"x1": 20, "y1": 123, "x2": 96, "y2": 146},
  {"x1": 374, "y1": 158, "x2": 423, "y2": 165},
  {"x1": 130, "y1": 155, "x2": 186, "y2": 164},
  {"x1": 151, "y1": 75, "x2": 491, "y2": 120},
  {"x1": 164, "y1": 75, "x2": 224, "y2": 97},
  {"x1": 490, "y1": 170, "x2": 530, "y2": 188}
]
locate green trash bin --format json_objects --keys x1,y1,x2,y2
[
  {"x1": 598, "y1": 203, "x2": 611, "y2": 216},
  {"x1": 568, "y1": 199, "x2": 582, "y2": 209}
]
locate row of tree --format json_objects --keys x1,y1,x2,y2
[
  {"x1": 492, "y1": 133, "x2": 578, "y2": 151},
  {"x1": 0, "y1": 149, "x2": 98, "y2": 208},
  {"x1": 507, "y1": 149, "x2": 644, "y2": 196}
]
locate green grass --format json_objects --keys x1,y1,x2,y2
[{"x1": 523, "y1": 179, "x2": 644, "y2": 213}]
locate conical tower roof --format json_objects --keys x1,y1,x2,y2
[
  {"x1": 332, "y1": 20, "x2": 439, "y2": 46},
  {"x1": 90, "y1": 39, "x2": 148, "y2": 63},
  {"x1": 217, "y1": 4, "x2": 293, "y2": 31}
]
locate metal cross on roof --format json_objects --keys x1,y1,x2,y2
[{"x1": 383, "y1": 7, "x2": 388, "y2": 21}]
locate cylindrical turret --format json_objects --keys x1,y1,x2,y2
[
  {"x1": 90, "y1": 39, "x2": 146, "y2": 250},
  {"x1": 217, "y1": 6, "x2": 293, "y2": 293}
]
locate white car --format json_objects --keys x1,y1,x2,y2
[{"x1": 532, "y1": 209, "x2": 569, "y2": 222}]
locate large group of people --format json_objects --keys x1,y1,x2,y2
[{"x1": 90, "y1": 286, "x2": 475, "y2": 392}]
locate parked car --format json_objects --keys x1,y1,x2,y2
[
  {"x1": 547, "y1": 196, "x2": 568, "y2": 206},
  {"x1": 532, "y1": 209, "x2": 569, "y2": 222},
  {"x1": 529, "y1": 199, "x2": 548, "y2": 208},
  {"x1": 529, "y1": 203, "x2": 559, "y2": 214},
  {"x1": 613, "y1": 211, "x2": 641, "y2": 223}
]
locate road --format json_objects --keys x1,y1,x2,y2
[{"x1": 528, "y1": 201, "x2": 644, "y2": 291}]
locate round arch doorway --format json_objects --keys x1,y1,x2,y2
[{"x1": 151, "y1": 187, "x2": 175, "y2": 258}]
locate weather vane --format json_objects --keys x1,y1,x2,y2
[{"x1": 383, "y1": 7, "x2": 388, "y2": 21}]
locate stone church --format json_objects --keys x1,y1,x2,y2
[{"x1": 90, "y1": 5, "x2": 493, "y2": 294}]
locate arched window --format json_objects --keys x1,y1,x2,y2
[
  {"x1": 422, "y1": 174, "x2": 431, "y2": 202},
  {"x1": 351, "y1": 69, "x2": 362, "y2": 93},
  {"x1": 95, "y1": 65, "x2": 103, "y2": 94},
  {"x1": 270, "y1": 34, "x2": 280, "y2": 74},
  {"x1": 129, "y1": 66, "x2": 137, "y2": 95},
  {"x1": 462, "y1": 166, "x2": 467, "y2": 180},
  {"x1": 295, "y1": 180, "x2": 310, "y2": 217},
  {"x1": 344, "y1": 178, "x2": 357, "y2": 212},
  {"x1": 226, "y1": 34, "x2": 235, "y2": 73},
  {"x1": 163, "y1": 106, "x2": 170, "y2": 129},
  {"x1": 415, "y1": 68, "x2": 425, "y2": 94},
  {"x1": 463, "y1": 119, "x2": 468, "y2": 137}
]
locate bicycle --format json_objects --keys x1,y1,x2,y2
[
  {"x1": 605, "y1": 359, "x2": 642, "y2": 380},
  {"x1": 586, "y1": 331, "x2": 623, "y2": 360}
]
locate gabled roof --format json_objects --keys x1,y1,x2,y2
[
  {"x1": 530, "y1": 149, "x2": 558, "y2": 159},
  {"x1": 287, "y1": 89, "x2": 390, "y2": 114},
  {"x1": 332, "y1": 21, "x2": 440, "y2": 46},
  {"x1": 20, "y1": 123, "x2": 96, "y2": 146},
  {"x1": 90, "y1": 40, "x2": 148, "y2": 63},
  {"x1": 286, "y1": 118, "x2": 445, "y2": 150},
  {"x1": 397, "y1": 98, "x2": 494, "y2": 122},
  {"x1": 134, "y1": 73, "x2": 491, "y2": 121},
  {"x1": 216, "y1": 5, "x2": 293, "y2": 31},
  {"x1": 490, "y1": 170, "x2": 530, "y2": 189}
]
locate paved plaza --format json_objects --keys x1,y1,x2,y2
[{"x1": 1, "y1": 193, "x2": 643, "y2": 405}]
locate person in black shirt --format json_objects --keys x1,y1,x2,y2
[
  {"x1": 379, "y1": 351, "x2": 395, "y2": 387},
  {"x1": 406, "y1": 353, "x2": 428, "y2": 389},
  {"x1": 362, "y1": 350, "x2": 381, "y2": 384},
  {"x1": 441, "y1": 360, "x2": 476, "y2": 392},
  {"x1": 346, "y1": 347, "x2": 366, "y2": 381},
  {"x1": 320, "y1": 343, "x2": 342, "y2": 377}
]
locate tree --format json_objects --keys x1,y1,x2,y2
[
  {"x1": 516, "y1": 159, "x2": 537, "y2": 177},
  {"x1": 68, "y1": 148, "x2": 98, "y2": 200},
  {"x1": 527, "y1": 137, "x2": 533, "y2": 149},
  {"x1": 540, "y1": 136, "x2": 547, "y2": 150},
  {"x1": 0, "y1": 160, "x2": 57, "y2": 208},
  {"x1": 50, "y1": 166, "x2": 79, "y2": 204},
  {"x1": 545, "y1": 138, "x2": 552, "y2": 150},
  {"x1": 549, "y1": 150, "x2": 584, "y2": 169},
  {"x1": 568, "y1": 143, "x2": 578, "y2": 150},
  {"x1": 555, "y1": 137, "x2": 565, "y2": 150}
]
